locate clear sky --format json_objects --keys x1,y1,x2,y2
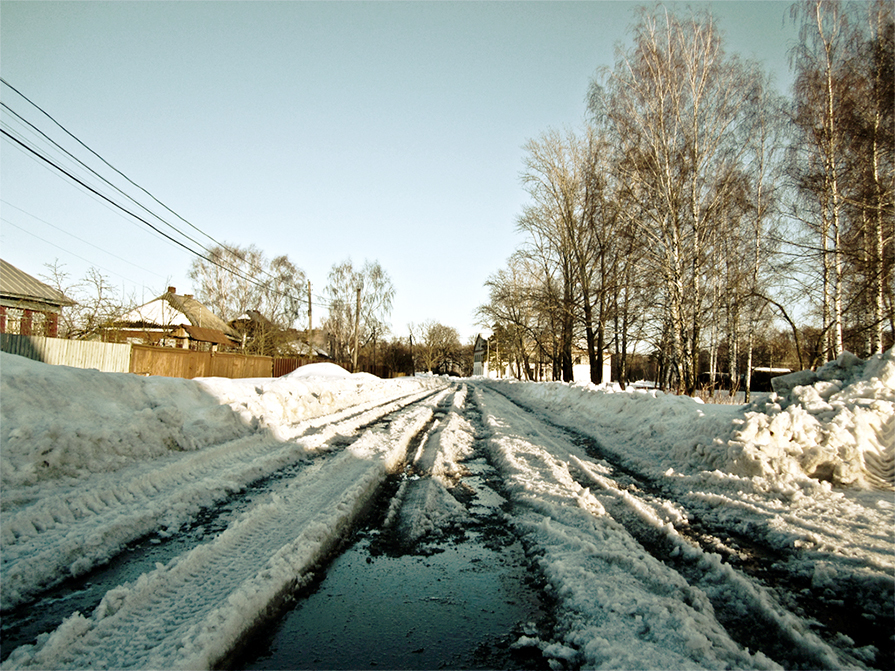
[{"x1": 1, "y1": 1, "x2": 798, "y2": 342}]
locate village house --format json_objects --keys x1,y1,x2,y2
[
  {"x1": 0, "y1": 259, "x2": 74, "y2": 338},
  {"x1": 109, "y1": 287, "x2": 239, "y2": 352}
]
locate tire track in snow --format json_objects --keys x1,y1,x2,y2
[
  {"x1": 231, "y1": 382, "x2": 555, "y2": 670},
  {"x1": 471, "y1": 383, "x2": 857, "y2": 670},
  {"x1": 1, "y1": 386, "x2": 437, "y2": 612},
  {"x1": 1, "y1": 396, "x2": 441, "y2": 670},
  {"x1": 482, "y1": 383, "x2": 892, "y2": 669},
  {"x1": 564, "y1": 455, "x2": 868, "y2": 670}
]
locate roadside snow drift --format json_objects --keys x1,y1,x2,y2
[
  {"x1": 490, "y1": 348, "x2": 894, "y2": 492},
  {"x1": 1, "y1": 356, "x2": 426, "y2": 489}
]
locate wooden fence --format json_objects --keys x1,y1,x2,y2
[
  {"x1": 0, "y1": 333, "x2": 131, "y2": 373},
  {"x1": 272, "y1": 357, "x2": 314, "y2": 377},
  {"x1": 130, "y1": 345, "x2": 272, "y2": 379},
  {"x1": 2, "y1": 335, "x2": 274, "y2": 379}
]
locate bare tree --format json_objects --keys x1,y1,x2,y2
[
  {"x1": 188, "y1": 244, "x2": 266, "y2": 322},
  {"x1": 519, "y1": 129, "x2": 590, "y2": 382},
  {"x1": 188, "y1": 243, "x2": 307, "y2": 329},
  {"x1": 790, "y1": 0, "x2": 852, "y2": 359},
  {"x1": 789, "y1": 0, "x2": 894, "y2": 359},
  {"x1": 412, "y1": 320, "x2": 462, "y2": 373},
  {"x1": 41, "y1": 261, "x2": 133, "y2": 340},
  {"x1": 840, "y1": 0, "x2": 894, "y2": 354},
  {"x1": 477, "y1": 255, "x2": 548, "y2": 379},
  {"x1": 590, "y1": 7, "x2": 768, "y2": 392},
  {"x1": 322, "y1": 259, "x2": 394, "y2": 371}
]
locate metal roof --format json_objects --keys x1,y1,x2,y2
[{"x1": 0, "y1": 259, "x2": 74, "y2": 307}]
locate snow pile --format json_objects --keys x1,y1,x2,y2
[
  {"x1": 731, "y1": 350, "x2": 894, "y2": 489},
  {"x1": 0, "y1": 354, "x2": 251, "y2": 489},
  {"x1": 285, "y1": 362, "x2": 353, "y2": 378},
  {"x1": 0, "y1": 355, "x2": 435, "y2": 490},
  {"x1": 487, "y1": 348, "x2": 894, "y2": 491}
]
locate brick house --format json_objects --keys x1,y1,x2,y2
[{"x1": 0, "y1": 259, "x2": 74, "y2": 337}]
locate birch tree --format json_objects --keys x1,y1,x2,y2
[
  {"x1": 322, "y1": 259, "x2": 394, "y2": 370},
  {"x1": 188, "y1": 243, "x2": 307, "y2": 332},
  {"x1": 790, "y1": 0, "x2": 893, "y2": 359},
  {"x1": 188, "y1": 244, "x2": 266, "y2": 322},
  {"x1": 790, "y1": 0, "x2": 851, "y2": 359},
  {"x1": 590, "y1": 7, "x2": 766, "y2": 392}
]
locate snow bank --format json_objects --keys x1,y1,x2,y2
[
  {"x1": 733, "y1": 350, "x2": 894, "y2": 489},
  {"x1": 0, "y1": 354, "x2": 252, "y2": 489},
  {"x1": 487, "y1": 348, "x2": 894, "y2": 491},
  {"x1": 0, "y1": 353, "x2": 445, "y2": 609},
  {"x1": 0, "y1": 354, "x2": 436, "y2": 490}
]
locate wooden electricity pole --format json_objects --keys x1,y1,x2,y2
[
  {"x1": 306, "y1": 280, "x2": 313, "y2": 361},
  {"x1": 352, "y1": 285, "x2": 361, "y2": 373}
]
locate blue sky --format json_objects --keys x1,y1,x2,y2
[{"x1": 1, "y1": 1, "x2": 798, "y2": 342}]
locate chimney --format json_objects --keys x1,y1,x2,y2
[
  {"x1": 184, "y1": 294, "x2": 193, "y2": 299},
  {"x1": 167, "y1": 286, "x2": 176, "y2": 294}
]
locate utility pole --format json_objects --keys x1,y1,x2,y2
[
  {"x1": 306, "y1": 280, "x2": 313, "y2": 362},
  {"x1": 352, "y1": 284, "x2": 361, "y2": 373}
]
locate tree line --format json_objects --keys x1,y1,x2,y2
[{"x1": 478, "y1": 0, "x2": 893, "y2": 394}]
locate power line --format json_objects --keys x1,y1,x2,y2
[
  {"x1": 1, "y1": 218, "x2": 154, "y2": 290},
  {"x1": 1, "y1": 102, "x2": 221, "y2": 262},
  {"x1": 1, "y1": 121, "x2": 207, "y2": 260},
  {"x1": 0, "y1": 128, "x2": 269, "y2": 290},
  {"x1": 1, "y1": 199, "x2": 167, "y2": 280},
  {"x1": 1, "y1": 128, "x2": 335, "y2": 311},
  {"x1": 1, "y1": 77, "x2": 226, "y2": 251},
  {"x1": 1, "y1": 78, "x2": 315, "y2": 304},
  {"x1": 0, "y1": 79, "x2": 335, "y2": 312}
]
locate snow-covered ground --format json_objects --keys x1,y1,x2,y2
[
  {"x1": 1, "y1": 348, "x2": 892, "y2": 669},
  {"x1": 475, "y1": 349, "x2": 894, "y2": 668}
]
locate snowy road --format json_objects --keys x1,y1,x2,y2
[{"x1": 1, "y1": 353, "x2": 893, "y2": 669}]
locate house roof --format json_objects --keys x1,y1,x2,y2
[
  {"x1": 117, "y1": 288, "x2": 239, "y2": 340},
  {"x1": 173, "y1": 325, "x2": 236, "y2": 347},
  {"x1": 233, "y1": 310, "x2": 274, "y2": 327},
  {"x1": 0, "y1": 259, "x2": 74, "y2": 309}
]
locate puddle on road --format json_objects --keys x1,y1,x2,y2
[
  {"x1": 235, "y1": 457, "x2": 552, "y2": 670},
  {"x1": 239, "y1": 531, "x2": 545, "y2": 670}
]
